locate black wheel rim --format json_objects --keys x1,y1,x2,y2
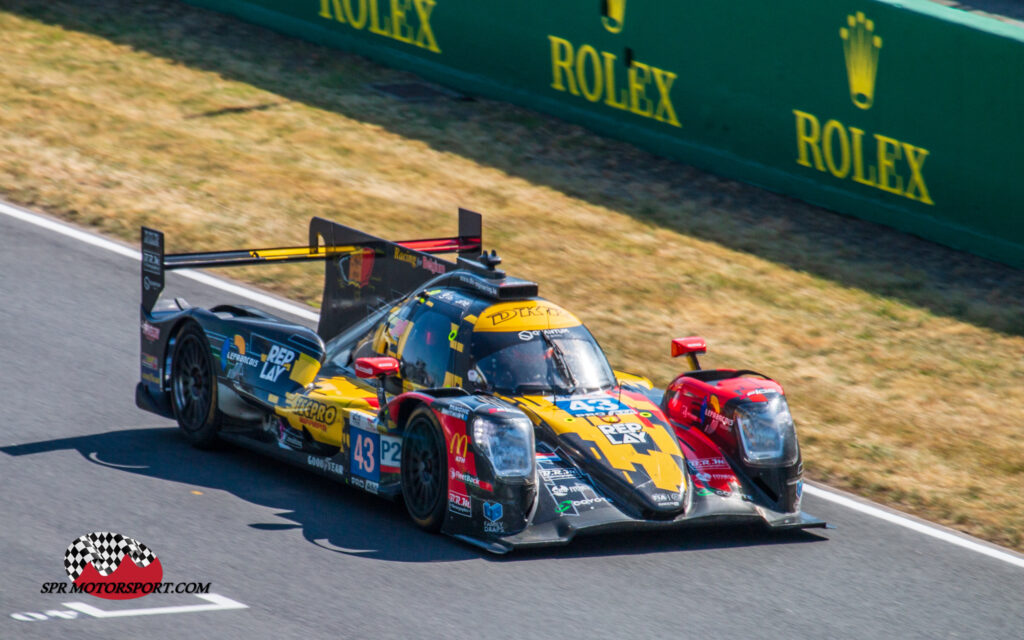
[
  {"x1": 403, "y1": 418, "x2": 443, "y2": 519},
  {"x1": 172, "y1": 334, "x2": 211, "y2": 431}
]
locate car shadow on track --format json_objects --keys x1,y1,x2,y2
[
  {"x1": 491, "y1": 527, "x2": 828, "y2": 563},
  {"x1": 2, "y1": 426, "x2": 828, "y2": 562},
  {"x1": 1, "y1": 426, "x2": 472, "y2": 563}
]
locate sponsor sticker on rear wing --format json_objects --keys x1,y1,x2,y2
[{"x1": 140, "y1": 227, "x2": 164, "y2": 313}]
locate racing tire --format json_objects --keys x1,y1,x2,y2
[
  {"x1": 170, "y1": 323, "x2": 222, "y2": 448},
  {"x1": 401, "y1": 407, "x2": 448, "y2": 532}
]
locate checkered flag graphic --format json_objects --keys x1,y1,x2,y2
[{"x1": 64, "y1": 532, "x2": 157, "y2": 581}]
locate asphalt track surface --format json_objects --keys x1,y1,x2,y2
[{"x1": 1, "y1": 207, "x2": 1022, "y2": 639}]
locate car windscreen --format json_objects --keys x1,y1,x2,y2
[{"x1": 471, "y1": 326, "x2": 615, "y2": 395}]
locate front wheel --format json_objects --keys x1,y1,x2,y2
[
  {"x1": 170, "y1": 323, "x2": 221, "y2": 448},
  {"x1": 400, "y1": 407, "x2": 448, "y2": 531}
]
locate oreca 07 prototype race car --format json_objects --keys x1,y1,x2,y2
[{"x1": 136, "y1": 210, "x2": 825, "y2": 552}]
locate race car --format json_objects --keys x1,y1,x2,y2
[{"x1": 135, "y1": 210, "x2": 824, "y2": 552}]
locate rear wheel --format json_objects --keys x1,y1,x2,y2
[
  {"x1": 170, "y1": 324, "x2": 221, "y2": 448},
  {"x1": 401, "y1": 407, "x2": 448, "y2": 531}
]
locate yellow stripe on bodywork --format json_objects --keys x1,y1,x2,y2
[
  {"x1": 614, "y1": 370, "x2": 654, "y2": 389},
  {"x1": 370, "y1": 323, "x2": 389, "y2": 355},
  {"x1": 520, "y1": 395, "x2": 685, "y2": 493},
  {"x1": 448, "y1": 323, "x2": 462, "y2": 352},
  {"x1": 246, "y1": 244, "x2": 361, "y2": 261},
  {"x1": 289, "y1": 352, "x2": 321, "y2": 386},
  {"x1": 276, "y1": 376, "x2": 376, "y2": 446}
]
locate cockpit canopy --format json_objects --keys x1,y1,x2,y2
[
  {"x1": 471, "y1": 326, "x2": 615, "y2": 395},
  {"x1": 323, "y1": 284, "x2": 616, "y2": 396}
]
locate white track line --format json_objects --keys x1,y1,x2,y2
[
  {"x1": 803, "y1": 485, "x2": 1024, "y2": 569},
  {"x1": 63, "y1": 593, "x2": 247, "y2": 618},
  {"x1": 3, "y1": 200, "x2": 1024, "y2": 570},
  {"x1": 0, "y1": 202, "x2": 317, "y2": 322}
]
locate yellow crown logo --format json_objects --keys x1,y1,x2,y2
[
  {"x1": 840, "y1": 12, "x2": 882, "y2": 110},
  {"x1": 602, "y1": 0, "x2": 627, "y2": 34}
]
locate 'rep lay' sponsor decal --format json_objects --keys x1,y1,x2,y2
[{"x1": 259, "y1": 344, "x2": 296, "y2": 383}]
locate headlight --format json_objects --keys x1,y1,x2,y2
[
  {"x1": 735, "y1": 394, "x2": 799, "y2": 467},
  {"x1": 472, "y1": 415, "x2": 534, "y2": 478}
]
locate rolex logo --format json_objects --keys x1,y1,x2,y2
[
  {"x1": 601, "y1": 0, "x2": 627, "y2": 34},
  {"x1": 840, "y1": 12, "x2": 882, "y2": 110}
]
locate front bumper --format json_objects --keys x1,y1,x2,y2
[{"x1": 456, "y1": 453, "x2": 827, "y2": 553}]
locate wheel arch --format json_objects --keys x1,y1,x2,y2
[
  {"x1": 396, "y1": 397, "x2": 450, "y2": 531},
  {"x1": 161, "y1": 315, "x2": 208, "y2": 391},
  {"x1": 389, "y1": 392, "x2": 437, "y2": 436}
]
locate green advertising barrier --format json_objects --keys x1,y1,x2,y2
[{"x1": 185, "y1": 0, "x2": 1024, "y2": 268}]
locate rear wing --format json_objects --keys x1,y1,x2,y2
[{"x1": 141, "y1": 209, "x2": 483, "y2": 340}]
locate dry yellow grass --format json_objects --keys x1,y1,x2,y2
[{"x1": 2, "y1": 1, "x2": 1023, "y2": 548}]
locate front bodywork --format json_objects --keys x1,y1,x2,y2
[{"x1": 135, "y1": 214, "x2": 825, "y2": 553}]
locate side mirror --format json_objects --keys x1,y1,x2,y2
[
  {"x1": 354, "y1": 356, "x2": 400, "y2": 379},
  {"x1": 354, "y1": 357, "x2": 400, "y2": 422},
  {"x1": 671, "y1": 336, "x2": 706, "y2": 371}
]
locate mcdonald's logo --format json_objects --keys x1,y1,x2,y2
[{"x1": 449, "y1": 433, "x2": 469, "y2": 461}]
